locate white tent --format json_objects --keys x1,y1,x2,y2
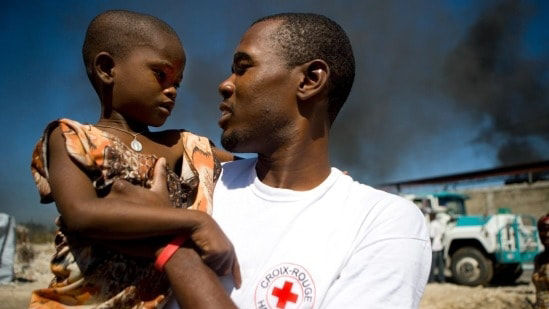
[{"x1": 0, "y1": 213, "x2": 16, "y2": 283}]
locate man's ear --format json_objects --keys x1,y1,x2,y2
[
  {"x1": 297, "y1": 59, "x2": 329, "y2": 101},
  {"x1": 93, "y1": 52, "x2": 115, "y2": 85}
]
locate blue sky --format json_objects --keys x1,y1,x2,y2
[{"x1": 1, "y1": 0, "x2": 547, "y2": 224}]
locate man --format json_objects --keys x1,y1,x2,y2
[
  {"x1": 428, "y1": 212, "x2": 446, "y2": 283},
  {"x1": 114, "y1": 13, "x2": 431, "y2": 308}
]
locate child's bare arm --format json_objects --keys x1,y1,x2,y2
[
  {"x1": 48, "y1": 127, "x2": 241, "y2": 283},
  {"x1": 48, "y1": 126, "x2": 209, "y2": 240}
]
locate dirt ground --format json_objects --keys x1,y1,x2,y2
[
  {"x1": 420, "y1": 282, "x2": 536, "y2": 309},
  {"x1": 0, "y1": 243, "x2": 54, "y2": 309},
  {"x1": 0, "y1": 244, "x2": 540, "y2": 309}
]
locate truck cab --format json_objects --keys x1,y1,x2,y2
[{"x1": 403, "y1": 192, "x2": 542, "y2": 286}]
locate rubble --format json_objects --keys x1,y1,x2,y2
[
  {"x1": 0, "y1": 240, "x2": 540, "y2": 308},
  {"x1": 420, "y1": 283, "x2": 536, "y2": 309}
]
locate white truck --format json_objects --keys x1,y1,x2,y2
[{"x1": 403, "y1": 192, "x2": 543, "y2": 286}]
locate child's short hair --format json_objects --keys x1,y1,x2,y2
[{"x1": 82, "y1": 10, "x2": 181, "y2": 92}]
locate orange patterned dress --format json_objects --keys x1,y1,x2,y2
[{"x1": 30, "y1": 118, "x2": 221, "y2": 308}]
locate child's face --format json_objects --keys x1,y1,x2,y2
[{"x1": 111, "y1": 32, "x2": 185, "y2": 127}]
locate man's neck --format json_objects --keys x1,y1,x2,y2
[{"x1": 255, "y1": 138, "x2": 331, "y2": 191}]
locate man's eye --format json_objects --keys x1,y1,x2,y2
[{"x1": 231, "y1": 63, "x2": 249, "y2": 75}]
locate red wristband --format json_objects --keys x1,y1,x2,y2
[{"x1": 154, "y1": 234, "x2": 188, "y2": 272}]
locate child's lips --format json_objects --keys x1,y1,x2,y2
[{"x1": 159, "y1": 101, "x2": 174, "y2": 114}]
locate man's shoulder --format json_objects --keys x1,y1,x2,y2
[
  {"x1": 342, "y1": 176, "x2": 416, "y2": 211},
  {"x1": 221, "y1": 157, "x2": 256, "y2": 170},
  {"x1": 339, "y1": 178, "x2": 428, "y2": 239},
  {"x1": 369, "y1": 189, "x2": 425, "y2": 224},
  {"x1": 217, "y1": 157, "x2": 257, "y2": 185}
]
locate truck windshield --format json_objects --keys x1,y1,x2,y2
[{"x1": 438, "y1": 196, "x2": 466, "y2": 215}]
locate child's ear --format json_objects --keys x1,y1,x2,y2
[
  {"x1": 93, "y1": 52, "x2": 115, "y2": 85},
  {"x1": 296, "y1": 59, "x2": 329, "y2": 101}
]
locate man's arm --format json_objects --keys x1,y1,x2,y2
[
  {"x1": 164, "y1": 247, "x2": 237, "y2": 309},
  {"x1": 321, "y1": 201, "x2": 431, "y2": 309}
]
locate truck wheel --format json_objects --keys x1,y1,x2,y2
[
  {"x1": 451, "y1": 247, "x2": 493, "y2": 286},
  {"x1": 492, "y1": 263, "x2": 523, "y2": 285}
]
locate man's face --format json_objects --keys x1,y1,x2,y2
[
  {"x1": 111, "y1": 32, "x2": 185, "y2": 127},
  {"x1": 218, "y1": 20, "x2": 302, "y2": 153}
]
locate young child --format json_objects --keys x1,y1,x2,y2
[
  {"x1": 30, "y1": 10, "x2": 237, "y2": 308},
  {"x1": 533, "y1": 214, "x2": 549, "y2": 308}
]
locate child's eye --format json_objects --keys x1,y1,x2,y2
[{"x1": 154, "y1": 70, "x2": 166, "y2": 80}]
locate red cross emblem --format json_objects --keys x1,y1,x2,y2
[{"x1": 271, "y1": 281, "x2": 298, "y2": 308}]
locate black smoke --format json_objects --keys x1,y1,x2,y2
[
  {"x1": 165, "y1": 0, "x2": 548, "y2": 183},
  {"x1": 442, "y1": 0, "x2": 549, "y2": 166},
  {"x1": 326, "y1": 0, "x2": 548, "y2": 183}
]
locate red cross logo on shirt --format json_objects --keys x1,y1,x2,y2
[{"x1": 271, "y1": 281, "x2": 298, "y2": 308}]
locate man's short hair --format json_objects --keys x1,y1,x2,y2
[
  {"x1": 253, "y1": 13, "x2": 355, "y2": 124},
  {"x1": 82, "y1": 10, "x2": 180, "y2": 92}
]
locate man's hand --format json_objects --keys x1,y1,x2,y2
[
  {"x1": 190, "y1": 211, "x2": 241, "y2": 288},
  {"x1": 165, "y1": 247, "x2": 238, "y2": 308},
  {"x1": 106, "y1": 157, "x2": 172, "y2": 208}
]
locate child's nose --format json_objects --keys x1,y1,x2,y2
[{"x1": 163, "y1": 86, "x2": 177, "y2": 101}]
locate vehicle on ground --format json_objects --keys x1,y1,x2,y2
[{"x1": 404, "y1": 192, "x2": 542, "y2": 286}]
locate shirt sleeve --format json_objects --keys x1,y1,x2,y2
[
  {"x1": 320, "y1": 199, "x2": 432, "y2": 309},
  {"x1": 31, "y1": 118, "x2": 105, "y2": 203}
]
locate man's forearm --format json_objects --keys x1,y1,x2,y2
[{"x1": 165, "y1": 247, "x2": 237, "y2": 309}]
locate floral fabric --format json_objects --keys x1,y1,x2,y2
[{"x1": 29, "y1": 118, "x2": 220, "y2": 308}]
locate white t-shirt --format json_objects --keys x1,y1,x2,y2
[
  {"x1": 167, "y1": 158, "x2": 431, "y2": 309},
  {"x1": 429, "y1": 219, "x2": 445, "y2": 252}
]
